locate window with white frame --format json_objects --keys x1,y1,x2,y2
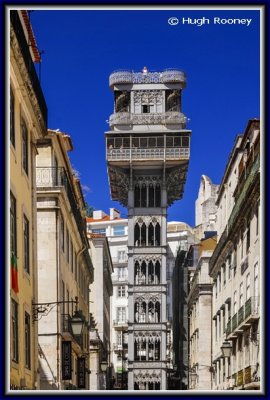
[
  {"x1": 246, "y1": 273, "x2": 250, "y2": 300},
  {"x1": 233, "y1": 291, "x2": 237, "y2": 314},
  {"x1": 254, "y1": 262, "x2": 259, "y2": 299},
  {"x1": 116, "y1": 307, "x2": 126, "y2": 323},
  {"x1": 92, "y1": 228, "x2": 106, "y2": 235},
  {"x1": 113, "y1": 226, "x2": 125, "y2": 236},
  {"x1": 239, "y1": 283, "x2": 244, "y2": 307},
  {"x1": 118, "y1": 250, "x2": 126, "y2": 262},
  {"x1": 117, "y1": 267, "x2": 127, "y2": 280},
  {"x1": 117, "y1": 285, "x2": 126, "y2": 297},
  {"x1": 228, "y1": 254, "x2": 231, "y2": 280}
]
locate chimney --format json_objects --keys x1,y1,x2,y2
[
  {"x1": 92, "y1": 210, "x2": 106, "y2": 220},
  {"x1": 110, "y1": 208, "x2": 120, "y2": 220}
]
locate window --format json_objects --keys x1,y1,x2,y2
[
  {"x1": 241, "y1": 230, "x2": 244, "y2": 259},
  {"x1": 113, "y1": 226, "x2": 125, "y2": 236},
  {"x1": 117, "y1": 267, "x2": 127, "y2": 280},
  {"x1": 218, "y1": 273, "x2": 221, "y2": 293},
  {"x1": 246, "y1": 273, "x2": 250, "y2": 299},
  {"x1": 10, "y1": 87, "x2": 15, "y2": 146},
  {"x1": 233, "y1": 291, "x2": 237, "y2": 314},
  {"x1": 223, "y1": 308, "x2": 226, "y2": 333},
  {"x1": 118, "y1": 250, "x2": 126, "y2": 262},
  {"x1": 142, "y1": 104, "x2": 150, "y2": 113},
  {"x1": 10, "y1": 193, "x2": 17, "y2": 255},
  {"x1": 239, "y1": 283, "x2": 244, "y2": 307},
  {"x1": 11, "y1": 299, "x2": 19, "y2": 362},
  {"x1": 25, "y1": 312, "x2": 31, "y2": 369},
  {"x1": 223, "y1": 264, "x2": 226, "y2": 286},
  {"x1": 228, "y1": 254, "x2": 231, "y2": 280},
  {"x1": 116, "y1": 307, "x2": 126, "y2": 323},
  {"x1": 254, "y1": 263, "x2": 259, "y2": 298},
  {"x1": 66, "y1": 229, "x2": 69, "y2": 263},
  {"x1": 23, "y1": 215, "x2": 30, "y2": 274},
  {"x1": 21, "y1": 119, "x2": 28, "y2": 174},
  {"x1": 75, "y1": 253, "x2": 78, "y2": 281},
  {"x1": 117, "y1": 286, "x2": 126, "y2": 297},
  {"x1": 60, "y1": 215, "x2": 65, "y2": 252},
  {"x1": 246, "y1": 221, "x2": 250, "y2": 253},
  {"x1": 92, "y1": 228, "x2": 106, "y2": 235}
]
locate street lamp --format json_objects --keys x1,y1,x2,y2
[
  {"x1": 100, "y1": 360, "x2": 108, "y2": 373},
  {"x1": 70, "y1": 310, "x2": 84, "y2": 336},
  {"x1": 221, "y1": 341, "x2": 233, "y2": 358}
]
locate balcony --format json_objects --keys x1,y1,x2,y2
[
  {"x1": 62, "y1": 314, "x2": 83, "y2": 348},
  {"x1": 226, "y1": 297, "x2": 260, "y2": 339},
  {"x1": 36, "y1": 167, "x2": 87, "y2": 246},
  {"x1": 109, "y1": 69, "x2": 186, "y2": 87},
  {"x1": 230, "y1": 365, "x2": 260, "y2": 388},
  {"x1": 10, "y1": 11, "x2": 47, "y2": 128},
  {"x1": 112, "y1": 274, "x2": 128, "y2": 283},
  {"x1": 113, "y1": 319, "x2": 128, "y2": 329},
  {"x1": 109, "y1": 111, "x2": 187, "y2": 127}
]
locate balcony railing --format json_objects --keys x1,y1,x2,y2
[
  {"x1": 226, "y1": 297, "x2": 260, "y2": 338},
  {"x1": 62, "y1": 314, "x2": 83, "y2": 347},
  {"x1": 112, "y1": 274, "x2": 128, "y2": 282},
  {"x1": 230, "y1": 365, "x2": 260, "y2": 388},
  {"x1": 228, "y1": 155, "x2": 259, "y2": 232},
  {"x1": 107, "y1": 147, "x2": 189, "y2": 162},
  {"x1": 109, "y1": 111, "x2": 186, "y2": 127},
  {"x1": 109, "y1": 69, "x2": 186, "y2": 87},
  {"x1": 10, "y1": 11, "x2": 47, "y2": 128},
  {"x1": 113, "y1": 319, "x2": 128, "y2": 327},
  {"x1": 36, "y1": 167, "x2": 87, "y2": 246}
]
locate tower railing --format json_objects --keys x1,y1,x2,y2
[{"x1": 107, "y1": 147, "x2": 189, "y2": 161}]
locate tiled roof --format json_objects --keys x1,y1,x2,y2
[
  {"x1": 86, "y1": 216, "x2": 124, "y2": 222},
  {"x1": 87, "y1": 233, "x2": 106, "y2": 238}
]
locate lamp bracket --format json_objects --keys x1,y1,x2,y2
[{"x1": 32, "y1": 297, "x2": 78, "y2": 321}]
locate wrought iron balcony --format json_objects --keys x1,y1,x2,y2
[
  {"x1": 226, "y1": 297, "x2": 260, "y2": 339},
  {"x1": 36, "y1": 167, "x2": 87, "y2": 246},
  {"x1": 62, "y1": 314, "x2": 83, "y2": 347},
  {"x1": 109, "y1": 111, "x2": 187, "y2": 127},
  {"x1": 109, "y1": 69, "x2": 186, "y2": 87},
  {"x1": 228, "y1": 155, "x2": 259, "y2": 232},
  {"x1": 10, "y1": 11, "x2": 47, "y2": 128}
]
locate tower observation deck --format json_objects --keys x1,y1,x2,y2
[{"x1": 105, "y1": 68, "x2": 191, "y2": 390}]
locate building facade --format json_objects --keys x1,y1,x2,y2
[
  {"x1": 209, "y1": 119, "x2": 260, "y2": 390},
  {"x1": 36, "y1": 129, "x2": 94, "y2": 390},
  {"x1": 10, "y1": 10, "x2": 47, "y2": 390},
  {"x1": 187, "y1": 235, "x2": 217, "y2": 390},
  {"x1": 88, "y1": 232, "x2": 113, "y2": 390},
  {"x1": 87, "y1": 209, "x2": 128, "y2": 389},
  {"x1": 105, "y1": 68, "x2": 191, "y2": 390}
]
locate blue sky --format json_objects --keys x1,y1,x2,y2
[{"x1": 30, "y1": 8, "x2": 260, "y2": 226}]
